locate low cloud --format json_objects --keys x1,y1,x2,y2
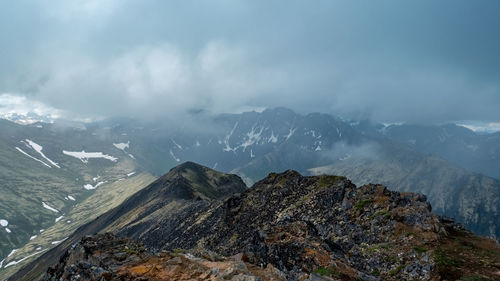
[{"x1": 320, "y1": 141, "x2": 383, "y2": 164}]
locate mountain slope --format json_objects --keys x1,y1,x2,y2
[
  {"x1": 355, "y1": 121, "x2": 500, "y2": 180},
  {"x1": 16, "y1": 163, "x2": 500, "y2": 281},
  {"x1": 10, "y1": 162, "x2": 247, "y2": 281},
  {"x1": 0, "y1": 119, "x2": 147, "y2": 278},
  {"x1": 0, "y1": 173, "x2": 156, "y2": 280},
  {"x1": 309, "y1": 140, "x2": 500, "y2": 238}
]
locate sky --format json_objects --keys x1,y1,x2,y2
[{"x1": 0, "y1": 0, "x2": 499, "y2": 123}]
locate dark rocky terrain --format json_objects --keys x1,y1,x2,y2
[{"x1": 13, "y1": 162, "x2": 500, "y2": 281}]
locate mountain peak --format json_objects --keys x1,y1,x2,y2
[
  {"x1": 167, "y1": 161, "x2": 211, "y2": 176},
  {"x1": 162, "y1": 161, "x2": 247, "y2": 200}
]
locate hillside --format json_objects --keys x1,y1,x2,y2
[
  {"x1": 308, "y1": 140, "x2": 500, "y2": 238},
  {"x1": 0, "y1": 119, "x2": 154, "y2": 279},
  {"x1": 12, "y1": 162, "x2": 500, "y2": 281}
]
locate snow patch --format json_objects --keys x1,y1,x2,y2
[
  {"x1": 92, "y1": 175, "x2": 100, "y2": 182},
  {"x1": 240, "y1": 124, "x2": 264, "y2": 152},
  {"x1": 3, "y1": 249, "x2": 47, "y2": 268},
  {"x1": 30, "y1": 235, "x2": 37, "y2": 240},
  {"x1": 42, "y1": 202, "x2": 59, "y2": 213},
  {"x1": 51, "y1": 237, "x2": 68, "y2": 245},
  {"x1": 113, "y1": 141, "x2": 129, "y2": 150},
  {"x1": 169, "y1": 149, "x2": 180, "y2": 162},
  {"x1": 24, "y1": 139, "x2": 60, "y2": 168},
  {"x1": 171, "y1": 138, "x2": 183, "y2": 150},
  {"x1": 127, "y1": 171, "x2": 136, "y2": 177},
  {"x1": 7, "y1": 249, "x2": 18, "y2": 258},
  {"x1": 15, "y1": 147, "x2": 51, "y2": 168},
  {"x1": 223, "y1": 122, "x2": 238, "y2": 152},
  {"x1": 268, "y1": 131, "x2": 278, "y2": 143},
  {"x1": 84, "y1": 181, "x2": 106, "y2": 190},
  {"x1": 55, "y1": 215, "x2": 64, "y2": 222},
  {"x1": 0, "y1": 219, "x2": 8, "y2": 227},
  {"x1": 67, "y1": 195, "x2": 75, "y2": 201},
  {"x1": 285, "y1": 128, "x2": 296, "y2": 140},
  {"x1": 250, "y1": 149, "x2": 255, "y2": 158},
  {"x1": 5, "y1": 228, "x2": 11, "y2": 233},
  {"x1": 63, "y1": 150, "x2": 117, "y2": 163}
]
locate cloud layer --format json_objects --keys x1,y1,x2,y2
[{"x1": 0, "y1": 0, "x2": 499, "y2": 123}]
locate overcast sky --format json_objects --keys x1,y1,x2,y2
[{"x1": 0, "y1": 0, "x2": 499, "y2": 123}]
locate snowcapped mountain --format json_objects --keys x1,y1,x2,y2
[{"x1": 0, "y1": 94, "x2": 61, "y2": 125}]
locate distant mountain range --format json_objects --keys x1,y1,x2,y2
[{"x1": 1, "y1": 107, "x2": 499, "y2": 279}]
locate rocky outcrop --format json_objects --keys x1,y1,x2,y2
[
  {"x1": 41, "y1": 165, "x2": 500, "y2": 280},
  {"x1": 43, "y1": 233, "x2": 287, "y2": 281}
]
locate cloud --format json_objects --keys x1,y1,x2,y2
[
  {"x1": 0, "y1": 0, "x2": 499, "y2": 123},
  {"x1": 319, "y1": 141, "x2": 383, "y2": 164},
  {"x1": 0, "y1": 93, "x2": 62, "y2": 118},
  {"x1": 28, "y1": 41, "x2": 289, "y2": 118}
]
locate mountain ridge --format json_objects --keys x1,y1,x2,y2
[{"x1": 14, "y1": 162, "x2": 500, "y2": 281}]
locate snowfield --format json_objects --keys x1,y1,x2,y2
[{"x1": 63, "y1": 150, "x2": 118, "y2": 163}]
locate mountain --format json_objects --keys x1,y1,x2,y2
[
  {"x1": 2, "y1": 107, "x2": 500, "y2": 278},
  {"x1": 10, "y1": 162, "x2": 247, "y2": 281},
  {"x1": 0, "y1": 119, "x2": 155, "y2": 278},
  {"x1": 14, "y1": 162, "x2": 500, "y2": 281},
  {"x1": 309, "y1": 140, "x2": 500, "y2": 238},
  {"x1": 354, "y1": 121, "x2": 500, "y2": 180}
]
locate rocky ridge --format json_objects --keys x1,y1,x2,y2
[{"x1": 38, "y1": 163, "x2": 500, "y2": 280}]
